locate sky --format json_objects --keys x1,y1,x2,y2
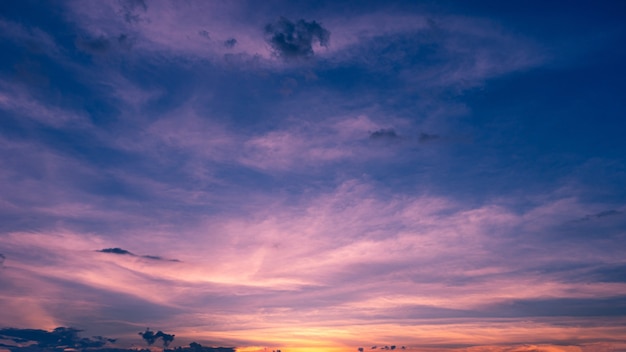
[{"x1": 1, "y1": 0, "x2": 626, "y2": 351}]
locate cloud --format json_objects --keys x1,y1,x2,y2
[
  {"x1": 98, "y1": 247, "x2": 134, "y2": 255},
  {"x1": 1, "y1": 2, "x2": 624, "y2": 350},
  {"x1": 0, "y1": 253, "x2": 4, "y2": 268},
  {"x1": 482, "y1": 296, "x2": 626, "y2": 318},
  {"x1": 0, "y1": 19, "x2": 61, "y2": 57},
  {"x1": 187, "y1": 342, "x2": 235, "y2": 352},
  {"x1": 584, "y1": 264, "x2": 626, "y2": 283},
  {"x1": 97, "y1": 248, "x2": 179, "y2": 261},
  {"x1": 264, "y1": 17, "x2": 330, "y2": 60},
  {"x1": 75, "y1": 34, "x2": 133, "y2": 55},
  {"x1": 142, "y1": 255, "x2": 181, "y2": 262},
  {"x1": 575, "y1": 209, "x2": 623, "y2": 222},
  {"x1": 369, "y1": 129, "x2": 399, "y2": 140},
  {"x1": 138, "y1": 328, "x2": 175, "y2": 347},
  {"x1": 0, "y1": 327, "x2": 115, "y2": 349},
  {"x1": 0, "y1": 81, "x2": 89, "y2": 127},
  {"x1": 198, "y1": 30, "x2": 210, "y2": 39},
  {"x1": 418, "y1": 133, "x2": 440, "y2": 143},
  {"x1": 596, "y1": 210, "x2": 622, "y2": 218},
  {"x1": 76, "y1": 36, "x2": 111, "y2": 54},
  {"x1": 0, "y1": 327, "x2": 235, "y2": 352},
  {"x1": 119, "y1": 0, "x2": 148, "y2": 23},
  {"x1": 238, "y1": 115, "x2": 409, "y2": 171},
  {"x1": 224, "y1": 38, "x2": 237, "y2": 48}
]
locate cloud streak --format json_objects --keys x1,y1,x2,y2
[{"x1": 97, "y1": 247, "x2": 180, "y2": 261}]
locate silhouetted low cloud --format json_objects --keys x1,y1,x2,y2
[
  {"x1": 264, "y1": 17, "x2": 330, "y2": 59},
  {"x1": 0, "y1": 253, "x2": 5, "y2": 267},
  {"x1": 0, "y1": 327, "x2": 115, "y2": 350},
  {"x1": 186, "y1": 342, "x2": 235, "y2": 352},
  {"x1": 139, "y1": 328, "x2": 175, "y2": 347},
  {"x1": 363, "y1": 345, "x2": 405, "y2": 350},
  {"x1": 0, "y1": 327, "x2": 234, "y2": 352}
]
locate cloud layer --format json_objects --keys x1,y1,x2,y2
[{"x1": 1, "y1": 0, "x2": 626, "y2": 351}]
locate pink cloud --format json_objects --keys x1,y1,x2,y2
[{"x1": 1, "y1": 178, "x2": 625, "y2": 347}]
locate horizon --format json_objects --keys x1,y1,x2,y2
[
  {"x1": 3, "y1": 325, "x2": 623, "y2": 352},
  {"x1": 1, "y1": 0, "x2": 626, "y2": 351}
]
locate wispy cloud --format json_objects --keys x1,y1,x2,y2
[
  {"x1": 2, "y1": 178, "x2": 625, "y2": 347},
  {"x1": 0, "y1": 81, "x2": 90, "y2": 128},
  {"x1": 1, "y1": 1, "x2": 625, "y2": 351},
  {"x1": 0, "y1": 19, "x2": 61, "y2": 57},
  {"x1": 97, "y1": 247, "x2": 180, "y2": 262}
]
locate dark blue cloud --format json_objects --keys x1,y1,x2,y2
[
  {"x1": 0, "y1": 327, "x2": 235, "y2": 352},
  {"x1": 75, "y1": 34, "x2": 134, "y2": 55},
  {"x1": 576, "y1": 209, "x2": 623, "y2": 222},
  {"x1": 223, "y1": 38, "x2": 237, "y2": 48},
  {"x1": 97, "y1": 248, "x2": 179, "y2": 262},
  {"x1": 0, "y1": 327, "x2": 115, "y2": 349},
  {"x1": 369, "y1": 129, "x2": 398, "y2": 140},
  {"x1": 418, "y1": 133, "x2": 440, "y2": 143},
  {"x1": 98, "y1": 247, "x2": 134, "y2": 255},
  {"x1": 264, "y1": 17, "x2": 330, "y2": 59}
]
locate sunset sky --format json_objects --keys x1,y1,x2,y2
[{"x1": 1, "y1": 1, "x2": 626, "y2": 351}]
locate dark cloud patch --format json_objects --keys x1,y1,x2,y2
[
  {"x1": 76, "y1": 36, "x2": 112, "y2": 54},
  {"x1": 138, "y1": 328, "x2": 174, "y2": 347},
  {"x1": 98, "y1": 247, "x2": 134, "y2": 256},
  {"x1": 0, "y1": 327, "x2": 115, "y2": 349},
  {"x1": 187, "y1": 342, "x2": 235, "y2": 352},
  {"x1": 142, "y1": 255, "x2": 181, "y2": 262},
  {"x1": 97, "y1": 248, "x2": 179, "y2": 261},
  {"x1": 418, "y1": 132, "x2": 440, "y2": 143},
  {"x1": 576, "y1": 209, "x2": 623, "y2": 222},
  {"x1": 264, "y1": 17, "x2": 330, "y2": 60},
  {"x1": 0, "y1": 327, "x2": 234, "y2": 352},
  {"x1": 117, "y1": 33, "x2": 134, "y2": 49},
  {"x1": 369, "y1": 129, "x2": 398, "y2": 140},
  {"x1": 0, "y1": 253, "x2": 5, "y2": 267},
  {"x1": 361, "y1": 345, "x2": 404, "y2": 351},
  {"x1": 75, "y1": 34, "x2": 133, "y2": 55},
  {"x1": 596, "y1": 209, "x2": 622, "y2": 218},
  {"x1": 143, "y1": 255, "x2": 163, "y2": 260},
  {"x1": 223, "y1": 38, "x2": 237, "y2": 48},
  {"x1": 198, "y1": 30, "x2": 210, "y2": 39}
]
